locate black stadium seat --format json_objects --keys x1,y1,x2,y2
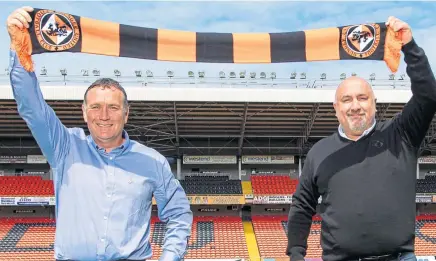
[
  {"x1": 416, "y1": 175, "x2": 436, "y2": 193},
  {"x1": 180, "y1": 175, "x2": 243, "y2": 195}
]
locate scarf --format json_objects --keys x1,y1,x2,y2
[{"x1": 11, "y1": 8, "x2": 402, "y2": 73}]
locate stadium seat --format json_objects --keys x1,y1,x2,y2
[
  {"x1": 0, "y1": 215, "x2": 435, "y2": 260},
  {"x1": 0, "y1": 176, "x2": 54, "y2": 196},
  {"x1": 416, "y1": 175, "x2": 436, "y2": 193},
  {"x1": 252, "y1": 215, "x2": 322, "y2": 259},
  {"x1": 251, "y1": 175, "x2": 298, "y2": 195},
  {"x1": 180, "y1": 175, "x2": 243, "y2": 195},
  {"x1": 150, "y1": 216, "x2": 249, "y2": 259}
]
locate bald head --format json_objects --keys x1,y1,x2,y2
[
  {"x1": 333, "y1": 76, "x2": 377, "y2": 140},
  {"x1": 334, "y1": 76, "x2": 375, "y2": 104}
]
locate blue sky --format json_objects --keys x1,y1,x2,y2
[{"x1": 0, "y1": 1, "x2": 435, "y2": 81}]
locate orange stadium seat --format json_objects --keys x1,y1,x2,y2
[
  {"x1": 0, "y1": 215, "x2": 434, "y2": 260},
  {"x1": 252, "y1": 215, "x2": 322, "y2": 259},
  {"x1": 150, "y1": 216, "x2": 249, "y2": 259},
  {"x1": 252, "y1": 214, "x2": 436, "y2": 259},
  {"x1": 0, "y1": 176, "x2": 54, "y2": 196},
  {"x1": 0, "y1": 217, "x2": 55, "y2": 261},
  {"x1": 415, "y1": 214, "x2": 436, "y2": 256},
  {"x1": 251, "y1": 175, "x2": 298, "y2": 195}
]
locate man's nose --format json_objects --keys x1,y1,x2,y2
[
  {"x1": 350, "y1": 99, "x2": 361, "y2": 110},
  {"x1": 99, "y1": 106, "x2": 110, "y2": 120}
]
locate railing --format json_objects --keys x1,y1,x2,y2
[{"x1": 0, "y1": 73, "x2": 411, "y2": 89}]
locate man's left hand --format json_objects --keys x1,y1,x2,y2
[{"x1": 385, "y1": 16, "x2": 413, "y2": 45}]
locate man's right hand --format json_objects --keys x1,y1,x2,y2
[{"x1": 6, "y1": 6, "x2": 33, "y2": 50}]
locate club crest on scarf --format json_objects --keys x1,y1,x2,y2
[
  {"x1": 341, "y1": 24, "x2": 381, "y2": 59},
  {"x1": 34, "y1": 9, "x2": 80, "y2": 52}
]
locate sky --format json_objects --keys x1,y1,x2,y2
[{"x1": 0, "y1": 0, "x2": 435, "y2": 82}]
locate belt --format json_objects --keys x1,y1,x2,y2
[{"x1": 353, "y1": 253, "x2": 401, "y2": 261}]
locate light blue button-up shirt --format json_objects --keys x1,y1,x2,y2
[{"x1": 8, "y1": 50, "x2": 192, "y2": 261}]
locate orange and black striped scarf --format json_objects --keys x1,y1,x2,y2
[{"x1": 12, "y1": 8, "x2": 402, "y2": 73}]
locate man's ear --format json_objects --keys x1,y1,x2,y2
[
  {"x1": 124, "y1": 105, "x2": 129, "y2": 123},
  {"x1": 82, "y1": 104, "x2": 88, "y2": 123}
]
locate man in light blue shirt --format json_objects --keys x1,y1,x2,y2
[{"x1": 7, "y1": 6, "x2": 193, "y2": 261}]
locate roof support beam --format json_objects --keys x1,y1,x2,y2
[
  {"x1": 173, "y1": 102, "x2": 180, "y2": 156},
  {"x1": 297, "y1": 103, "x2": 320, "y2": 153},
  {"x1": 376, "y1": 103, "x2": 391, "y2": 121},
  {"x1": 237, "y1": 103, "x2": 249, "y2": 156}
]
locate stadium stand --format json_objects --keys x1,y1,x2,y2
[
  {"x1": 417, "y1": 175, "x2": 436, "y2": 193},
  {"x1": 151, "y1": 216, "x2": 249, "y2": 260},
  {"x1": 0, "y1": 176, "x2": 53, "y2": 196},
  {"x1": 251, "y1": 175, "x2": 298, "y2": 195},
  {"x1": 0, "y1": 217, "x2": 55, "y2": 261},
  {"x1": 180, "y1": 175, "x2": 243, "y2": 195},
  {"x1": 415, "y1": 214, "x2": 436, "y2": 256},
  {"x1": 0, "y1": 215, "x2": 435, "y2": 260}
]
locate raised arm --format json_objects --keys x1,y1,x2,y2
[
  {"x1": 153, "y1": 157, "x2": 193, "y2": 261},
  {"x1": 286, "y1": 154, "x2": 319, "y2": 261},
  {"x1": 388, "y1": 17, "x2": 436, "y2": 148},
  {"x1": 7, "y1": 6, "x2": 70, "y2": 168}
]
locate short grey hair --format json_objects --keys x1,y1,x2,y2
[{"x1": 83, "y1": 78, "x2": 129, "y2": 110}]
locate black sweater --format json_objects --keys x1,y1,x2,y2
[{"x1": 286, "y1": 39, "x2": 436, "y2": 261}]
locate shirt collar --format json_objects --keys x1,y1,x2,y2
[
  {"x1": 338, "y1": 119, "x2": 376, "y2": 141},
  {"x1": 88, "y1": 129, "x2": 130, "y2": 155}
]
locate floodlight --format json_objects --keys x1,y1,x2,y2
[
  {"x1": 290, "y1": 72, "x2": 297, "y2": 79},
  {"x1": 260, "y1": 72, "x2": 266, "y2": 78},
  {"x1": 92, "y1": 69, "x2": 100, "y2": 76},
  {"x1": 188, "y1": 71, "x2": 194, "y2": 77},
  {"x1": 239, "y1": 71, "x2": 246, "y2": 78},
  {"x1": 135, "y1": 70, "x2": 142, "y2": 77},
  {"x1": 81, "y1": 69, "x2": 89, "y2": 76},
  {"x1": 340, "y1": 73, "x2": 346, "y2": 80},
  {"x1": 146, "y1": 70, "x2": 153, "y2": 77},
  {"x1": 198, "y1": 71, "x2": 205, "y2": 78},
  {"x1": 167, "y1": 70, "x2": 174, "y2": 77},
  {"x1": 320, "y1": 73, "x2": 326, "y2": 80},
  {"x1": 369, "y1": 73, "x2": 375, "y2": 81},
  {"x1": 219, "y1": 71, "x2": 225, "y2": 78},
  {"x1": 114, "y1": 69, "x2": 121, "y2": 77},
  {"x1": 250, "y1": 72, "x2": 256, "y2": 78},
  {"x1": 389, "y1": 74, "x2": 395, "y2": 80},
  {"x1": 229, "y1": 71, "x2": 236, "y2": 78},
  {"x1": 300, "y1": 72, "x2": 306, "y2": 79},
  {"x1": 270, "y1": 72, "x2": 276, "y2": 79}
]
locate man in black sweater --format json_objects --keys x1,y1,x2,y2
[{"x1": 286, "y1": 17, "x2": 436, "y2": 261}]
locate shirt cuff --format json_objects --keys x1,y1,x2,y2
[
  {"x1": 8, "y1": 49, "x2": 17, "y2": 74},
  {"x1": 158, "y1": 250, "x2": 180, "y2": 261}
]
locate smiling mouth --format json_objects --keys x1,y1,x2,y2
[{"x1": 96, "y1": 123, "x2": 113, "y2": 127}]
